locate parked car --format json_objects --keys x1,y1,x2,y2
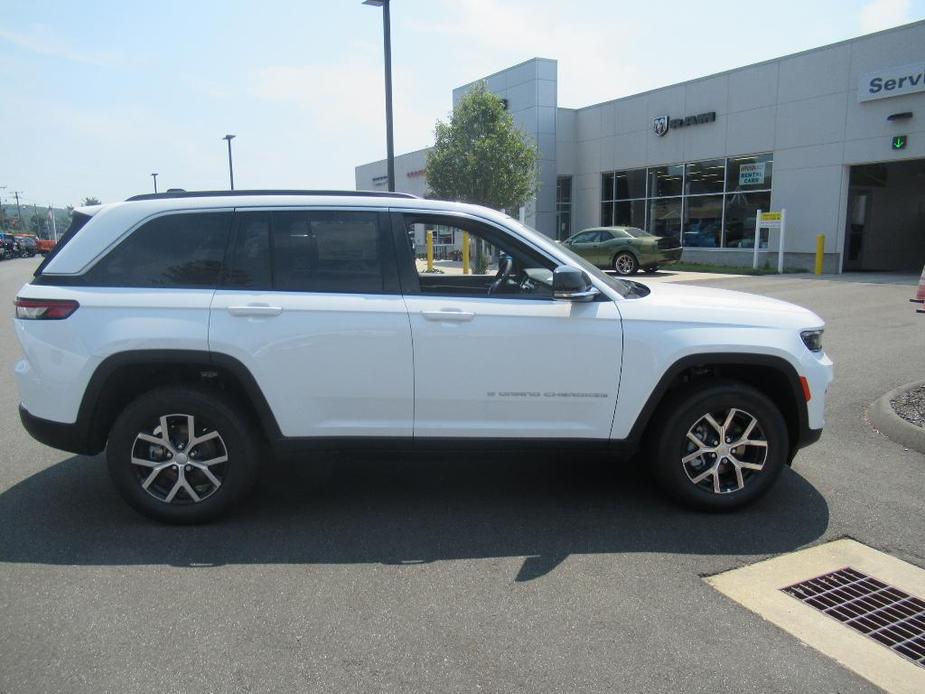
[
  {"x1": 15, "y1": 190, "x2": 832, "y2": 523},
  {"x1": 15, "y1": 235, "x2": 37, "y2": 257},
  {"x1": 0, "y1": 232, "x2": 16, "y2": 259},
  {"x1": 36, "y1": 238, "x2": 56, "y2": 255},
  {"x1": 562, "y1": 226, "x2": 682, "y2": 275}
]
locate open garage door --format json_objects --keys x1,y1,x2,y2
[{"x1": 844, "y1": 160, "x2": 925, "y2": 272}]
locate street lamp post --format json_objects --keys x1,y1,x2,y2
[
  {"x1": 363, "y1": 0, "x2": 395, "y2": 192},
  {"x1": 222, "y1": 134, "x2": 236, "y2": 190},
  {"x1": 151, "y1": 172, "x2": 159, "y2": 194}
]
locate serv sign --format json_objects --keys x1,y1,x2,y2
[
  {"x1": 859, "y1": 62, "x2": 925, "y2": 102},
  {"x1": 759, "y1": 211, "x2": 782, "y2": 224}
]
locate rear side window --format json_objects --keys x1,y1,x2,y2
[
  {"x1": 84, "y1": 212, "x2": 232, "y2": 288},
  {"x1": 225, "y1": 210, "x2": 390, "y2": 293},
  {"x1": 34, "y1": 211, "x2": 94, "y2": 277}
]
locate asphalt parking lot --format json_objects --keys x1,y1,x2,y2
[{"x1": 0, "y1": 257, "x2": 921, "y2": 693}]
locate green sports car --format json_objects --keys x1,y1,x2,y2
[{"x1": 561, "y1": 226, "x2": 682, "y2": 275}]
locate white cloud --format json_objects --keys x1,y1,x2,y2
[
  {"x1": 247, "y1": 45, "x2": 444, "y2": 159},
  {"x1": 408, "y1": 0, "x2": 652, "y2": 106},
  {"x1": 859, "y1": 0, "x2": 911, "y2": 33},
  {"x1": 0, "y1": 24, "x2": 117, "y2": 66}
]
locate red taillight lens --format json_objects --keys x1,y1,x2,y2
[{"x1": 14, "y1": 298, "x2": 79, "y2": 320}]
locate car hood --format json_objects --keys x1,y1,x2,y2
[{"x1": 623, "y1": 280, "x2": 824, "y2": 330}]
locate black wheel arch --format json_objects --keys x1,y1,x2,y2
[
  {"x1": 74, "y1": 350, "x2": 282, "y2": 455},
  {"x1": 629, "y1": 353, "x2": 812, "y2": 462}
]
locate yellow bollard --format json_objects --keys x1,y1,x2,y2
[
  {"x1": 462, "y1": 231, "x2": 470, "y2": 274},
  {"x1": 815, "y1": 234, "x2": 825, "y2": 275},
  {"x1": 426, "y1": 229, "x2": 434, "y2": 273}
]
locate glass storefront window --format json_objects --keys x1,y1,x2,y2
[
  {"x1": 648, "y1": 164, "x2": 684, "y2": 197},
  {"x1": 727, "y1": 153, "x2": 773, "y2": 193},
  {"x1": 685, "y1": 159, "x2": 726, "y2": 195},
  {"x1": 600, "y1": 153, "x2": 772, "y2": 246},
  {"x1": 601, "y1": 173, "x2": 615, "y2": 202},
  {"x1": 614, "y1": 168, "x2": 647, "y2": 200},
  {"x1": 614, "y1": 200, "x2": 646, "y2": 228},
  {"x1": 683, "y1": 195, "x2": 724, "y2": 248},
  {"x1": 647, "y1": 198, "x2": 682, "y2": 240},
  {"x1": 723, "y1": 190, "x2": 771, "y2": 248},
  {"x1": 556, "y1": 176, "x2": 572, "y2": 240}
]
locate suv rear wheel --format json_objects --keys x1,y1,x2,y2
[
  {"x1": 106, "y1": 386, "x2": 259, "y2": 524},
  {"x1": 649, "y1": 381, "x2": 788, "y2": 511}
]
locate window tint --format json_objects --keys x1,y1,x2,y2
[
  {"x1": 570, "y1": 231, "x2": 596, "y2": 243},
  {"x1": 226, "y1": 215, "x2": 272, "y2": 288},
  {"x1": 272, "y1": 210, "x2": 383, "y2": 293},
  {"x1": 225, "y1": 210, "x2": 387, "y2": 293},
  {"x1": 85, "y1": 212, "x2": 231, "y2": 287}
]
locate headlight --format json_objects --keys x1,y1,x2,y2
[{"x1": 801, "y1": 329, "x2": 824, "y2": 352}]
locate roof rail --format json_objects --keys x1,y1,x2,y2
[{"x1": 125, "y1": 189, "x2": 419, "y2": 202}]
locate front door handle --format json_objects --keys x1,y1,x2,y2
[
  {"x1": 227, "y1": 304, "x2": 283, "y2": 317},
  {"x1": 421, "y1": 309, "x2": 475, "y2": 322}
]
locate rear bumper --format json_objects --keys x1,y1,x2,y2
[
  {"x1": 658, "y1": 248, "x2": 682, "y2": 264},
  {"x1": 19, "y1": 404, "x2": 101, "y2": 455}
]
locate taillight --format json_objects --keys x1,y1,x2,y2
[{"x1": 14, "y1": 298, "x2": 79, "y2": 320}]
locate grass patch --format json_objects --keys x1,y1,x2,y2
[{"x1": 669, "y1": 262, "x2": 809, "y2": 275}]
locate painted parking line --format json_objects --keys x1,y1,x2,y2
[{"x1": 707, "y1": 539, "x2": 925, "y2": 694}]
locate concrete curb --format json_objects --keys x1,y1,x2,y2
[{"x1": 869, "y1": 380, "x2": 925, "y2": 455}]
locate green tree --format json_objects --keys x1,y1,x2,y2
[
  {"x1": 29, "y1": 213, "x2": 44, "y2": 235},
  {"x1": 426, "y1": 82, "x2": 538, "y2": 212},
  {"x1": 82, "y1": 196, "x2": 101, "y2": 206}
]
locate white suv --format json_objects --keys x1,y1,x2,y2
[{"x1": 15, "y1": 190, "x2": 833, "y2": 523}]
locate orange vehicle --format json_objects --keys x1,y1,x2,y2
[{"x1": 36, "y1": 238, "x2": 56, "y2": 255}]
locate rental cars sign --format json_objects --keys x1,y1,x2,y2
[{"x1": 858, "y1": 62, "x2": 925, "y2": 102}]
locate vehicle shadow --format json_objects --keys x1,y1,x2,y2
[{"x1": 0, "y1": 451, "x2": 829, "y2": 581}]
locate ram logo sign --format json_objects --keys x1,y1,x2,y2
[
  {"x1": 859, "y1": 62, "x2": 925, "y2": 102},
  {"x1": 653, "y1": 115, "x2": 669, "y2": 137}
]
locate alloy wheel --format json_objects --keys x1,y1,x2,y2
[
  {"x1": 130, "y1": 413, "x2": 228, "y2": 504},
  {"x1": 614, "y1": 253, "x2": 636, "y2": 275},
  {"x1": 681, "y1": 407, "x2": 768, "y2": 494}
]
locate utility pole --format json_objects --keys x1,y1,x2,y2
[
  {"x1": 222, "y1": 135, "x2": 235, "y2": 190},
  {"x1": 13, "y1": 191, "x2": 24, "y2": 229}
]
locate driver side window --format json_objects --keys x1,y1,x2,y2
[{"x1": 402, "y1": 215, "x2": 555, "y2": 300}]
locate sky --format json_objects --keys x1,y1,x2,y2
[{"x1": 2, "y1": 0, "x2": 924, "y2": 209}]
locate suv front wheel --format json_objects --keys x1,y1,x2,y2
[
  {"x1": 649, "y1": 381, "x2": 788, "y2": 511},
  {"x1": 106, "y1": 386, "x2": 260, "y2": 524}
]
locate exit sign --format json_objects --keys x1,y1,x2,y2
[{"x1": 891, "y1": 135, "x2": 907, "y2": 150}]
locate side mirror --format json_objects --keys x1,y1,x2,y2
[{"x1": 553, "y1": 265, "x2": 598, "y2": 302}]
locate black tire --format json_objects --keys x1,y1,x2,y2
[
  {"x1": 647, "y1": 380, "x2": 788, "y2": 511},
  {"x1": 643, "y1": 265, "x2": 659, "y2": 274},
  {"x1": 613, "y1": 251, "x2": 638, "y2": 275},
  {"x1": 106, "y1": 386, "x2": 260, "y2": 524}
]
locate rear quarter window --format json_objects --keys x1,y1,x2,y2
[{"x1": 83, "y1": 212, "x2": 232, "y2": 288}]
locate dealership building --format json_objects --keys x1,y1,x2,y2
[{"x1": 356, "y1": 20, "x2": 925, "y2": 272}]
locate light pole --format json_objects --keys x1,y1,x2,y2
[
  {"x1": 222, "y1": 134, "x2": 236, "y2": 190},
  {"x1": 151, "y1": 173, "x2": 159, "y2": 194},
  {"x1": 363, "y1": 0, "x2": 395, "y2": 192}
]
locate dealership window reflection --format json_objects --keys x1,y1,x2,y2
[{"x1": 600, "y1": 153, "x2": 773, "y2": 248}]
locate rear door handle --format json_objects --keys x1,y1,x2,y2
[
  {"x1": 421, "y1": 309, "x2": 475, "y2": 322},
  {"x1": 227, "y1": 304, "x2": 283, "y2": 317}
]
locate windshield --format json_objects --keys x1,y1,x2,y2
[
  {"x1": 506, "y1": 218, "x2": 639, "y2": 298},
  {"x1": 623, "y1": 227, "x2": 652, "y2": 238}
]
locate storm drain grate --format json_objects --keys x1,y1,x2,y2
[{"x1": 782, "y1": 567, "x2": 925, "y2": 668}]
